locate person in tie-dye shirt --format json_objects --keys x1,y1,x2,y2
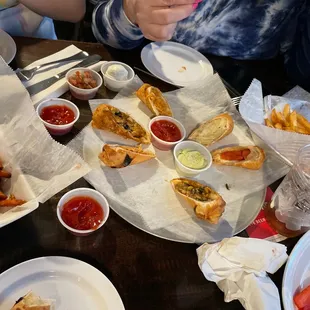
[
  {"x1": 92, "y1": 0, "x2": 309, "y2": 90},
  {"x1": 0, "y1": 0, "x2": 85, "y2": 39}
]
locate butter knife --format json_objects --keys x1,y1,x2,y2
[{"x1": 27, "y1": 54, "x2": 102, "y2": 96}]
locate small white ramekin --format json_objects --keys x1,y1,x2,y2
[
  {"x1": 66, "y1": 68, "x2": 102, "y2": 100},
  {"x1": 149, "y1": 116, "x2": 186, "y2": 151},
  {"x1": 173, "y1": 140, "x2": 212, "y2": 177},
  {"x1": 101, "y1": 61, "x2": 134, "y2": 92},
  {"x1": 36, "y1": 98, "x2": 80, "y2": 136},
  {"x1": 57, "y1": 188, "x2": 110, "y2": 237}
]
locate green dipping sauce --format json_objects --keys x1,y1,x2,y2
[{"x1": 177, "y1": 148, "x2": 207, "y2": 169}]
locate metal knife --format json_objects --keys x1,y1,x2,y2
[{"x1": 27, "y1": 54, "x2": 102, "y2": 96}]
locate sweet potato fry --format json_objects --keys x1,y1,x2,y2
[
  {"x1": 265, "y1": 118, "x2": 274, "y2": 128},
  {"x1": 0, "y1": 170, "x2": 11, "y2": 178},
  {"x1": 271, "y1": 109, "x2": 278, "y2": 124},
  {"x1": 283, "y1": 104, "x2": 291, "y2": 121},
  {"x1": 297, "y1": 113, "x2": 310, "y2": 134},
  {"x1": 0, "y1": 198, "x2": 26, "y2": 207},
  {"x1": 275, "y1": 123, "x2": 283, "y2": 130},
  {"x1": 0, "y1": 190, "x2": 7, "y2": 200}
]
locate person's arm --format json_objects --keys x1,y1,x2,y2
[
  {"x1": 284, "y1": 3, "x2": 310, "y2": 91},
  {"x1": 19, "y1": 0, "x2": 86, "y2": 23},
  {"x1": 93, "y1": 0, "x2": 197, "y2": 50},
  {"x1": 92, "y1": 0, "x2": 144, "y2": 50}
]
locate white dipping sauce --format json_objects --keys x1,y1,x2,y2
[{"x1": 106, "y1": 64, "x2": 128, "y2": 81}]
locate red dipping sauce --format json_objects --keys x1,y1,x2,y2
[
  {"x1": 40, "y1": 105, "x2": 75, "y2": 125},
  {"x1": 151, "y1": 120, "x2": 182, "y2": 142},
  {"x1": 61, "y1": 196, "x2": 104, "y2": 231}
]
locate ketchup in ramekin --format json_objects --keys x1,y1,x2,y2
[
  {"x1": 57, "y1": 188, "x2": 110, "y2": 236},
  {"x1": 61, "y1": 196, "x2": 104, "y2": 231},
  {"x1": 36, "y1": 98, "x2": 80, "y2": 136},
  {"x1": 151, "y1": 119, "x2": 182, "y2": 142},
  {"x1": 40, "y1": 105, "x2": 75, "y2": 126},
  {"x1": 149, "y1": 116, "x2": 186, "y2": 151}
]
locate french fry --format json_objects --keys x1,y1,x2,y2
[
  {"x1": 0, "y1": 191, "x2": 7, "y2": 200},
  {"x1": 283, "y1": 127, "x2": 295, "y2": 132},
  {"x1": 275, "y1": 111, "x2": 287, "y2": 126},
  {"x1": 265, "y1": 118, "x2": 274, "y2": 128},
  {"x1": 297, "y1": 113, "x2": 310, "y2": 134},
  {"x1": 283, "y1": 104, "x2": 291, "y2": 121},
  {"x1": 271, "y1": 109, "x2": 278, "y2": 124},
  {"x1": 0, "y1": 198, "x2": 26, "y2": 207},
  {"x1": 295, "y1": 127, "x2": 309, "y2": 135},
  {"x1": 289, "y1": 111, "x2": 298, "y2": 128},
  {"x1": 275, "y1": 123, "x2": 283, "y2": 130},
  {"x1": 0, "y1": 170, "x2": 11, "y2": 178}
]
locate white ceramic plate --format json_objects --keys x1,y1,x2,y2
[
  {"x1": 0, "y1": 257, "x2": 125, "y2": 310},
  {"x1": 0, "y1": 29, "x2": 16, "y2": 64},
  {"x1": 282, "y1": 231, "x2": 310, "y2": 310},
  {"x1": 141, "y1": 42, "x2": 213, "y2": 87},
  {"x1": 83, "y1": 142, "x2": 266, "y2": 244}
]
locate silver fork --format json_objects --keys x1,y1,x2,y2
[
  {"x1": 17, "y1": 51, "x2": 89, "y2": 81},
  {"x1": 231, "y1": 96, "x2": 242, "y2": 106}
]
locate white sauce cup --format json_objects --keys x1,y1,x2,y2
[
  {"x1": 66, "y1": 68, "x2": 102, "y2": 100},
  {"x1": 101, "y1": 61, "x2": 134, "y2": 92},
  {"x1": 57, "y1": 188, "x2": 110, "y2": 237},
  {"x1": 36, "y1": 98, "x2": 80, "y2": 136},
  {"x1": 173, "y1": 140, "x2": 212, "y2": 177},
  {"x1": 149, "y1": 116, "x2": 186, "y2": 151}
]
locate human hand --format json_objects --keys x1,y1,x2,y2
[{"x1": 123, "y1": 0, "x2": 202, "y2": 41}]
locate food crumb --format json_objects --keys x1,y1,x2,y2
[
  {"x1": 225, "y1": 184, "x2": 230, "y2": 190},
  {"x1": 178, "y1": 66, "x2": 187, "y2": 73}
]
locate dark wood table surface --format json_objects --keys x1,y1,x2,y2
[{"x1": 0, "y1": 37, "x2": 301, "y2": 310}]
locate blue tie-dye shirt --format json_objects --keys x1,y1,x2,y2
[{"x1": 92, "y1": 0, "x2": 309, "y2": 88}]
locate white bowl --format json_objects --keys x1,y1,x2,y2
[
  {"x1": 173, "y1": 141, "x2": 212, "y2": 177},
  {"x1": 101, "y1": 61, "x2": 134, "y2": 92},
  {"x1": 66, "y1": 68, "x2": 102, "y2": 100},
  {"x1": 149, "y1": 116, "x2": 186, "y2": 151},
  {"x1": 36, "y1": 98, "x2": 80, "y2": 136},
  {"x1": 57, "y1": 188, "x2": 110, "y2": 237}
]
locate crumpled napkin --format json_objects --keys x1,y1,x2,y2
[
  {"x1": 17, "y1": 45, "x2": 106, "y2": 105},
  {"x1": 197, "y1": 237, "x2": 288, "y2": 310}
]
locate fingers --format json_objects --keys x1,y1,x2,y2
[
  {"x1": 148, "y1": 5, "x2": 194, "y2": 24},
  {"x1": 142, "y1": 23, "x2": 177, "y2": 41},
  {"x1": 152, "y1": 0, "x2": 198, "y2": 7}
]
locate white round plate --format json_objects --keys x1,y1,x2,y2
[
  {"x1": 0, "y1": 257, "x2": 125, "y2": 310},
  {"x1": 0, "y1": 29, "x2": 16, "y2": 64},
  {"x1": 141, "y1": 42, "x2": 213, "y2": 87},
  {"x1": 282, "y1": 231, "x2": 310, "y2": 310},
  {"x1": 83, "y1": 142, "x2": 265, "y2": 244}
]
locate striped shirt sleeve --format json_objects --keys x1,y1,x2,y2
[{"x1": 92, "y1": 0, "x2": 144, "y2": 49}]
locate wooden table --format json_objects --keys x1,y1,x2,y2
[{"x1": 0, "y1": 37, "x2": 301, "y2": 310}]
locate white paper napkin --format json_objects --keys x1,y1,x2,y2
[
  {"x1": 17, "y1": 45, "x2": 106, "y2": 105},
  {"x1": 239, "y1": 79, "x2": 310, "y2": 165},
  {"x1": 197, "y1": 237, "x2": 288, "y2": 310}
]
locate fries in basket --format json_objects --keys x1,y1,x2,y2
[
  {"x1": 0, "y1": 158, "x2": 26, "y2": 207},
  {"x1": 265, "y1": 104, "x2": 310, "y2": 135}
]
